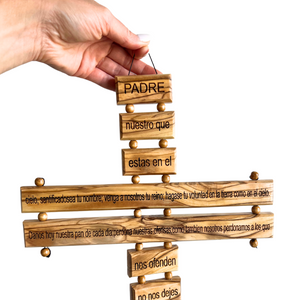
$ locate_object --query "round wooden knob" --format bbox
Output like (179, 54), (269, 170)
(35, 177), (45, 187)
(129, 140), (138, 149)
(164, 208), (172, 217)
(164, 242), (172, 249)
(252, 205), (261, 215)
(38, 212), (48, 222)
(132, 175), (140, 184)
(157, 102), (166, 112)
(165, 272), (173, 280)
(250, 171), (259, 180)
(162, 175), (170, 183)
(250, 239), (258, 248)
(138, 276), (146, 284)
(41, 247), (51, 257)
(134, 209), (142, 218)
(126, 104), (135, 113)
(135, 243), (143, 251)
(159, 139), (168, 148)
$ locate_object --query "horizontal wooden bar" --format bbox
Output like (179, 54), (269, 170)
(130, 276), (181, 300)
(120, 111), (175, 140)
(20, 180), (273, 213)
(122, 148), (177, 175)
(23, 212), (274, 247)
(127, 245), (178, 277)
(115, 74), (172, 105)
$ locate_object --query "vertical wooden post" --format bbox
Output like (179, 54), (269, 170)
(35, 177), (51, 257)
(250, 171), (259, 248)
(159, 107), (176, 281)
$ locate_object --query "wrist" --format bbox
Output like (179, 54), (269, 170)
(0, 0), (44, 74)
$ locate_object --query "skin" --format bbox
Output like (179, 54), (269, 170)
(0, 0), (158, 90)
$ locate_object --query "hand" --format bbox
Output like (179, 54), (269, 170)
(39, 0), (158, 90)
(0, 0), (158, 90)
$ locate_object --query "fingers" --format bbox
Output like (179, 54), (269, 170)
(107, 43), (158, 75)
(126, 45), (149, 60)
(96, 56), (136, 77)
(86, 68), (115, 91)
(74, 40), (160, 90)
(85, 48), (160, 90)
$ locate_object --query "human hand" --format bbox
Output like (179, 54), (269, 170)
(39, 0), (159, 90)
(0, 0), (158, 90)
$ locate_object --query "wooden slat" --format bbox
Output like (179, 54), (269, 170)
(23, 212), (274, 247)
(115, 74), (172, 105)
(120, 111), (175, 140)
(130, 276), (181, 300)
(20, 180), (274, 213)
(128, 245), (178, 277)
(122, 148), (176, 175)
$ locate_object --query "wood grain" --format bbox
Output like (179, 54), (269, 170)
(23, 212), (274, 247)
(115, 74), (172, 105)
(120, 111), (175, 140)
(128, 245), (178, 277)
(130, 276), (181, 300)
(122, 148), (176, 175)
(20, 180), (273, 212)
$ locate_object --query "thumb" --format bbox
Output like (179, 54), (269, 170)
(102, 8), (150, 57)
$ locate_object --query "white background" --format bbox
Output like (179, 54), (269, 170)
(0, 1), (299, 299)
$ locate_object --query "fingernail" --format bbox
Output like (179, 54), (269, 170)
(137, 34), (151, 42)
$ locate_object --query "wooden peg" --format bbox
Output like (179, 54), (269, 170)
(41, 247), (51, 257)
(132, 175), (140, 184)
(135, 243), (143, 251)
(138, 276), (146, 284)
(126, 104), (135, 113)
(129, 140), (138, 149)
(38, 212), (48, 222)
(162, 174), (170, 183)
(35, 177), (45, 187)
(164, 208), (172, 217)
(250, 239), (258, 248)
(164, 242), (172, 249)
(250, 171), (259, 180)
(252, 205), (261, 215)
(157, 102), (166, 112)
(165, 272), (173, 280)
(159, 139), (168, 148)
(134, 209), (142, 218)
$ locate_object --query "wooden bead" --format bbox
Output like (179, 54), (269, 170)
(38, 212), (48, 222)
(159, 139), (168, 148)
(129, 140), (138, 149)
(250, 171), (259, 180)
(134, 209), (142, 218)
(164, 242), (172, 249)
(157, 102), (166, 112)
(252, 205), (261, 215)
(138, 276), (146, 284)
(41, 247), (51, 257)
(250, 239), (258, 248)
(165, 272), (173, 280)
(135, 243), (143, 251)
(126, 104), (135, 113)
(164, 208), (172, 217)
(35, 177), (45, 187)
(162, 174), (170, 183)
(132, 175), (140, 184)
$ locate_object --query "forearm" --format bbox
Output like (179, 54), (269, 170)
(0, 0), (43, 74)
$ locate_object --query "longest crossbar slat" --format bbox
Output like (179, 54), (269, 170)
(21, 180), (273, 212)
(23, 212), (273, 247)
